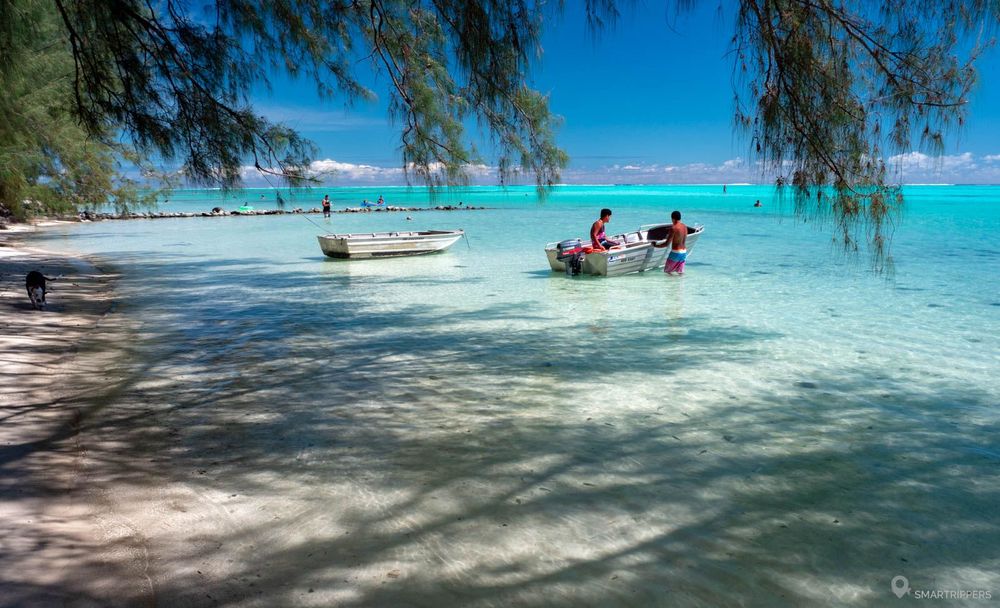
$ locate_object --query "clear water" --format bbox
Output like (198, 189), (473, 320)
(31, 185), (1000, 605)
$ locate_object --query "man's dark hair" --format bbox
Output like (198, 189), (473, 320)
(600, 208), (612, 218)
(671, 210), (681, 221)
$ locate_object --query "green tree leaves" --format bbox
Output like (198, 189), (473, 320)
(3, 0), (996, 269)
(44, 0), (567, 190)
(0, 0), (156, 219)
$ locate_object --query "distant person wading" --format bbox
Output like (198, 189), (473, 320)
(322, 195), (331, 218)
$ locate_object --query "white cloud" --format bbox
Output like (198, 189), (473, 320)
(889, 151), (932, 167)
(884, 151), (1000, 183)
(559, 151), (1000, 184)
(233, 151), (1000, 187)
(464, 163), (493, 177)
(237, 159), (498, 186)
(308, 159), (404, 180)
(556, 158), (763, 184)
(889, 151), (975, 171)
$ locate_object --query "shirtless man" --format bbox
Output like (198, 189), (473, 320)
(590, 208), (619, 251)
(653, 210), (688, 274)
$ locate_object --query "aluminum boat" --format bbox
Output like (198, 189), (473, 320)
(318, 230), (464, 259)
(544, 224), (704, 276)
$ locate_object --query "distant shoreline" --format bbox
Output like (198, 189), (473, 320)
(71, 204), (488, 222)
(0, 204), (486, 230)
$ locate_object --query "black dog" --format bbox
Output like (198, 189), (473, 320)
(25, 270), (47, 310)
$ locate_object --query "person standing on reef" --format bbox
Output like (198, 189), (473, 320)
(321, 195), (331, 217)
(590, 208), (619, 251)
(377, 194), (384, 206)
(653, 210), (688, 275)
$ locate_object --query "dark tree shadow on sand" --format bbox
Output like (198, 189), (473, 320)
(3, 250), (999, 607)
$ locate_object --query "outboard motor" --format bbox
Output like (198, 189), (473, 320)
(556, 238), (585, 276)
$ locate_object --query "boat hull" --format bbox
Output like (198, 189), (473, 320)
(545, 225), (703, 276)
(318, 230), (463, 259)
(583, 243), (670, 276)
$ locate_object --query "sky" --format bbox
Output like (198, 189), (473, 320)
(246, 3), (1000, 186)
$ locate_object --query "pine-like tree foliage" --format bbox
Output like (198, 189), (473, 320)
(728, 0), (997, 268)
(581, 0), (996, 268)
(0, 0), (158, 219)
(3, 0), (996, 264)
(41, 0), (567, 189)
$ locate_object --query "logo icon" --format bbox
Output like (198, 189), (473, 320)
(892, 575), (910, 598)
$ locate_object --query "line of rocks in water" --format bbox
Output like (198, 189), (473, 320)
(76, 205), (486, 221)
(79, 205), (486, 221)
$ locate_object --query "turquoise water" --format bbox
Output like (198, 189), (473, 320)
(32, 185), (1000, 604)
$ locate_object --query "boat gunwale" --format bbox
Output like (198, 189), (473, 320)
(544, 224), (703, 251)
(319, 229), (464, 241)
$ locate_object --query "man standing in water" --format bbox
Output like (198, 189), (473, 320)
(321, 195), (331, 218)
(653, 210), (687, 275)
(590, 208), (619, 251)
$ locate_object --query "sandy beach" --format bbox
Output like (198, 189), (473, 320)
(6, 0), (1000, 603)
(3, 200), (998, 608)
(0, 224), (147, 606)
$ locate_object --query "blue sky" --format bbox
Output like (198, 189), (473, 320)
(248, 3), (1000, 185)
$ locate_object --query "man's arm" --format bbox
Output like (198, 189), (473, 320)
(652, 227), (669, 248)
(651, 224), (673, 248)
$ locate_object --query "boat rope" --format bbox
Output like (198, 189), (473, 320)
(463, 231), (471, 250)
(298, 213), (329, 233)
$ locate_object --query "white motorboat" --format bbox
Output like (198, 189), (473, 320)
(318, 229), (464, 259)
(544, 223), (704, 277)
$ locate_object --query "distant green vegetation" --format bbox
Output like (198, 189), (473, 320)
(2, 0), (568, 220)
(0, 0), (159, 220)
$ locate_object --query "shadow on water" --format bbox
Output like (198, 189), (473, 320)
(3, 250), (999, 606)
(523, 269), (558, 278)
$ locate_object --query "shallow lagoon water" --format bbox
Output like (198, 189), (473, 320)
(33, 185), (1000, 605)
